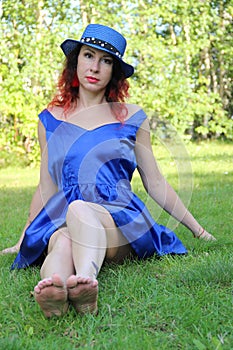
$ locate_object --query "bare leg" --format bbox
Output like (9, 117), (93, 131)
(66, 200), (133, 314)
(34, 228), (74, 318)
(40, 228), (75, 280)
(66, 201), (106, 314)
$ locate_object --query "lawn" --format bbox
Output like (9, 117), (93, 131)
(0, 141), (232, 350)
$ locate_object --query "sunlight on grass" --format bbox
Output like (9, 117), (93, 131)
(0, 166), (39, 188)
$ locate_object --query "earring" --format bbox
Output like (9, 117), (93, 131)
(108, 88), (116, 100)
(72, 75), (79, 87)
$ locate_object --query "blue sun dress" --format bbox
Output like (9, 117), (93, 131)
(11, 108), (187, 269)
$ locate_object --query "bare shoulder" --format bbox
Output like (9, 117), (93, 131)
(47, 105), (64, 120)
(125, 103), (142, 118)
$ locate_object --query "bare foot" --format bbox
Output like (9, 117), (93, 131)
(194, 229), (216, 241)
(67, 275), (98, 315)
(34, 273), (69, 318)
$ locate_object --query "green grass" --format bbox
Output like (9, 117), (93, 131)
(0, 141), (232, 350)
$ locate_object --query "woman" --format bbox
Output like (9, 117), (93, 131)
(1, 24), (215, 317)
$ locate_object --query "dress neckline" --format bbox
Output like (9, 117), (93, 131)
(45, 108), (142, 132)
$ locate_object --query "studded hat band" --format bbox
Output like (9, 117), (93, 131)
(80, 37), (122, 58)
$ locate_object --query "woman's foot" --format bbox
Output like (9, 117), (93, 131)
(67, 275), (98, 315)
(34, 273), (69, 318)
(194, 229), (216, 241)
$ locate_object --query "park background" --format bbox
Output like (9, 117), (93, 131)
(0, 1), (233, 350)
(0, 0), (232, 165)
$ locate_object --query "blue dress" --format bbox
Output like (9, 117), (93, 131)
(11, 108), (187, 269)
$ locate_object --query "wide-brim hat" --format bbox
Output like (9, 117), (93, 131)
(60, 24), (134, 78)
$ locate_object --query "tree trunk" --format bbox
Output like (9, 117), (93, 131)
(169, 24), (177, 45)
(183, 21), (191, 75)
(32, 0), (44, 95)
(218, 1), (226, 107)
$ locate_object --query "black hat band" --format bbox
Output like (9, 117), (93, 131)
(80, 37), (122, 58)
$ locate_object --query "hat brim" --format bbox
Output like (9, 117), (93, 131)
(60, 39), (134, 78)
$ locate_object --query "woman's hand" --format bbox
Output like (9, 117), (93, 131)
(0, 244), (20, 255)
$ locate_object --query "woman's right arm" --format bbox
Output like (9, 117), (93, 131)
(0, 120), (58, 255)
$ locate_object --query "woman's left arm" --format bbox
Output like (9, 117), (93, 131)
(135, 119), (216, 240)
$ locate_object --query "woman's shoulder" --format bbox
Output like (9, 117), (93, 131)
(38, 106), (65, 131)
(125, 103), (148, 126)
(126, 103), (143, 117)
(47, 105), (64, 120)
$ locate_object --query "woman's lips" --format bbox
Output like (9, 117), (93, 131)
(86, 76), (99, 83)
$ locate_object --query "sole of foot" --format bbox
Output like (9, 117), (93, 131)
(34, 273), (69, 318)
(67, 275), (98, 315)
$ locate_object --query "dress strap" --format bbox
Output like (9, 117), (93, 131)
(125, 109), (147, 130)
(38, 109), (62, 132)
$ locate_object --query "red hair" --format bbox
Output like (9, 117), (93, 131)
(48, 47), (130, 122)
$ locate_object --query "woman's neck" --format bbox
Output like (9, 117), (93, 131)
(77, 88), (107, 111)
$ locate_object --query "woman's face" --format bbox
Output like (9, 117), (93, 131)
(77, 45), (113, 94)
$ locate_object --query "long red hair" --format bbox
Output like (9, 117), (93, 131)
(48, 46), (130, 122)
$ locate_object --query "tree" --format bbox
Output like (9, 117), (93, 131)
(0, 0), (82, 164)
(0, 0), (232, 166)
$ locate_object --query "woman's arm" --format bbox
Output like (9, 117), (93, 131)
(0, 120), (58, 255)
(135, 119), (216, 240)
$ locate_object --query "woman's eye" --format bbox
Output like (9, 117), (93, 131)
(103, 58), (113, 65)
(84, 52), (93, 58)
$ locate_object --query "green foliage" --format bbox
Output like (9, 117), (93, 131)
(0, 0), (233, 165)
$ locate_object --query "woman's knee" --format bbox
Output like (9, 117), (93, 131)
(66, 200), (102, 227)
(48, 227), (71, 253)
(66, 200), (88, 223)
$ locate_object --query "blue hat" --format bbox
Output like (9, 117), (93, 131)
(60, 24), (134, 78)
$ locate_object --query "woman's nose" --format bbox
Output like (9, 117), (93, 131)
(90, 59), (100, 72)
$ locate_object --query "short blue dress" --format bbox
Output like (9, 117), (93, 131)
(11, 108), (187, 269)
